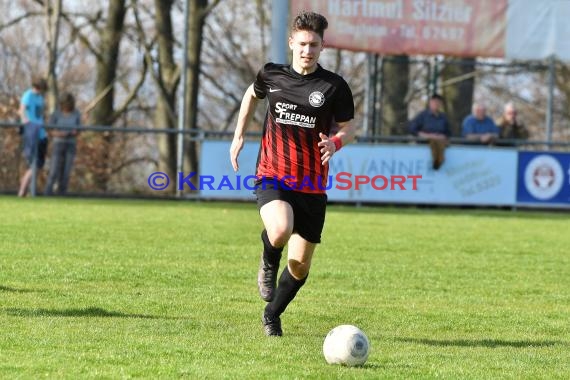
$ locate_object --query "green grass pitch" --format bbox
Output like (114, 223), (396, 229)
(1, 197), (569, 379)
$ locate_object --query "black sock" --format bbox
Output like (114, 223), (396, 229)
(264, 266), (308, 319)
(261, 229), (283, 267)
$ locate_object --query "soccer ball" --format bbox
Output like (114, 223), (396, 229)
(323, 325), (370, 366)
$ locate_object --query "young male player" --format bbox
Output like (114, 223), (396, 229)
(230, 11), (356, 336)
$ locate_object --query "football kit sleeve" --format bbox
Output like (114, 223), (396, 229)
(253, 64), (270, 99)
(333, 80), (354, 123)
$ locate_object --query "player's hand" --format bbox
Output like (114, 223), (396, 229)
(230, 136), (244, 172)
(318, 132), (336, 165)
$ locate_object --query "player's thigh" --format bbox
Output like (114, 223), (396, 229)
(259, 200), (294, 239)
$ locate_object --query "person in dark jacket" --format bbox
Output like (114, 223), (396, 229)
(409, 94), (451, 170)
(496, 102), (529, 142)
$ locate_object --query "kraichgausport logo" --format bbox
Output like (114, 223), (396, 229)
(147, 172), (422, 192)
(524, 154), (564, 200)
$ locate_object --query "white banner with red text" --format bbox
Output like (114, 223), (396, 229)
(289, 0), (570, 61)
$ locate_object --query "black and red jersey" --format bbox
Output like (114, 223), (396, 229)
(253, 63), (354, 194)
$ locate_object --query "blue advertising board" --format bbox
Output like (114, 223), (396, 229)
(517, 151), (570, 206)
(200, 141), (518, 206)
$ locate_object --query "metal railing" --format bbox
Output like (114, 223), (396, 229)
(2, 121), (569, 198)
(4, 121), (570, 146)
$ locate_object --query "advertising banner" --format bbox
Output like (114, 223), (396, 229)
(290, 0), (508, 57)
(200, 141), (518, 206)
(326, 144), (517, 205)
(517, 151), (570, 206)
(506, 1), (570, 61)
(290, 0), (570, 61)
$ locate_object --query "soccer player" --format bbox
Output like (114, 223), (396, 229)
(229, 11), (356, 336)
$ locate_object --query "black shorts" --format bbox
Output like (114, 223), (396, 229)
(255, 180), (327, 244)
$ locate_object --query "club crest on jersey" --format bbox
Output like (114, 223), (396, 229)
(309, 91), (325, 108)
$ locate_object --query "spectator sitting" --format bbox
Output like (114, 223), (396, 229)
(495, 102), (529, 144)
(409, 93), (451, 170)
(45, 92), (81, 196)
(461, 102), (499, 145)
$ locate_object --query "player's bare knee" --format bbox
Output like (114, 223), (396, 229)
(288, 259), (310, 280)
(267, 224), (292, 247)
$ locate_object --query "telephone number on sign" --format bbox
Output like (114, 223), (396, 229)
(421, 25), (465, 41)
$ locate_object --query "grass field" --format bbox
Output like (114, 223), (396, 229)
(1, 197), (569, 379)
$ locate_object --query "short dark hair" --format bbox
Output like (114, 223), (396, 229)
(291, 11), (328, 39)
(59, 92), (75, 112)
(32, 76), (47, 92)
(430, 93), (444, 101)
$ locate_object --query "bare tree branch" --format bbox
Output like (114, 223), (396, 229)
(0, 11), (42, 31)
(83, 71), (129, 115)
(200, 69), (240, 104)
(205, 15), (256, 79)
(112, 156), (157, 174)
(60, 12), (102, 60)
(201, 0), (221, 18)
(109, 58), (148, 124)
(131, 1), (179, 124)
(221, 103), (241, 132)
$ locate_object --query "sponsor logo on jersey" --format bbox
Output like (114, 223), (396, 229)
(309, 91), (325, 107)
(524, 154), (563, 200)
(274, 102), (316, 128)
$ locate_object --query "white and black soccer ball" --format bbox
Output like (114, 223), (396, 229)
(323, 325), (370, 366)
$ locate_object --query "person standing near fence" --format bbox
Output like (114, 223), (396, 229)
(45, 92), (81, 196)
(18, 77), (48, 197)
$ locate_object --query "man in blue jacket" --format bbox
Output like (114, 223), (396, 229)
(409, 94), (451, 169)
(462, 102), (499, 145)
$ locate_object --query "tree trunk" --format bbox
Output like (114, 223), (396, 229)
(90, 0), (126, 191)
(44, 0), (62, 114)
(90, 0), (126, 126)
(154, 0), (179, 191)
(440, 58), (476, 137)
(184, 0), (209, 175)
(381, 55), (409, 136)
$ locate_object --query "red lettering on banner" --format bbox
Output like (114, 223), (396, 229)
(391, 175), (406, 190)
(335, 172), (352, 190)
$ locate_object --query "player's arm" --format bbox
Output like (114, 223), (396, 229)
(230, 84), (259, 172)
(318, 121), (356, 165)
